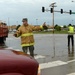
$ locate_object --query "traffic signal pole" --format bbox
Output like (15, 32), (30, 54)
(52, 6), (55, 57)
(45, 8), (74, 15)
(42, 2), (74, 58)
(52, 5), (55, 33)
(50, 3), (56, 57)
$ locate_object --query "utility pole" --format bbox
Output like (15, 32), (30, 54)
(50, 2), (57, 57)
(36, 19), (38, 25)
(8, 17), (10, 31)
(42, 2), (74, 57)
(50, 2), (57, 33)
(16, 21), (18, 25)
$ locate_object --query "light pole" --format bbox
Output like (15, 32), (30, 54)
(42, 2), (74, 57)
(8, 17), (9, 26)
(50, 2), (57, 33)
(8, 17), (10, 31)
(16, 21), (18, 25)
(71, 1), (74, 25)
(50, 2), (57, 57)
(72, 20), (74, 25)
(36, 19), (38, 25)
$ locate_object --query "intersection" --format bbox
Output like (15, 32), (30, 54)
(6, 34), (75, 75)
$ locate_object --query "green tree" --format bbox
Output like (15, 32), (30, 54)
(54, 24), (61, 31)
(63, 25), (67, 28)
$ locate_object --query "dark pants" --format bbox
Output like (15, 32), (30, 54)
(22, 45), (34, 57)
(0, 37), (5, 45)
(68, 35), (74, 47)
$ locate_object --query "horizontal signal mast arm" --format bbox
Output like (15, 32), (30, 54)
(45, 9), (69, 14)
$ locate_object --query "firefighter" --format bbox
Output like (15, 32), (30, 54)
(14, 18), (48, 57)
(0, 22), (8, 47)
(3, 23), (8, 42)
(0, 22), (4, 46)
(68, 24), (74, 54)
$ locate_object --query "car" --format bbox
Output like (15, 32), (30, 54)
(0, 48), (39, 75)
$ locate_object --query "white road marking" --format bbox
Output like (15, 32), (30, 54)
(35, 55), (45, 59)
(67, 73), (75, 75)
(13, 49), (22, 51)
(67, 59), (75, 63)
(40, 59), (75, 70)
(5, 47), (22, 51)
(5, 47), (13, 49)
(6, 38), (20, 40)
(40, 60), (67, 69)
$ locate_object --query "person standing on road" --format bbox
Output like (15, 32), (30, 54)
(0, 22), (8, 47)
(14, 18), (48, 57)
(68, 24), (74, 54)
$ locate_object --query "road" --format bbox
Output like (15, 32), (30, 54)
(6, 34), (75, 75)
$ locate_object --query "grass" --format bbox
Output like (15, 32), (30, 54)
(33, 30), (68, 34)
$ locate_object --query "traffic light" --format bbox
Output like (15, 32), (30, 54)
(61, 9), (63, 14)
(70, 10), (72, 15)
(42, 7), (45, 12)
(51, 8), (53, 13)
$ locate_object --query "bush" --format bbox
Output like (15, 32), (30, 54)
(63, 25), (67, 28)
(54, 25), (61, 31)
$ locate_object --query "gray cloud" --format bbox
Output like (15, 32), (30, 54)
(0, 0), (75, 25)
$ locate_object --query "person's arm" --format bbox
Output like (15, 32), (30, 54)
(14, 27), (22, 37)
(31, 22), (48, 31)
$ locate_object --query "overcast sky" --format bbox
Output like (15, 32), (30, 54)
(0, 0), (75, 25)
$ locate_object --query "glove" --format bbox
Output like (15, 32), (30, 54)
(14, 34), (17, 37)
(43, 25), (48, 30)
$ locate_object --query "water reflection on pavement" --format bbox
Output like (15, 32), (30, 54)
(6, 34), (75, 75)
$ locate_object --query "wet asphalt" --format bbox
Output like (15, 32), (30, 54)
(6, 34), (75, 75)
